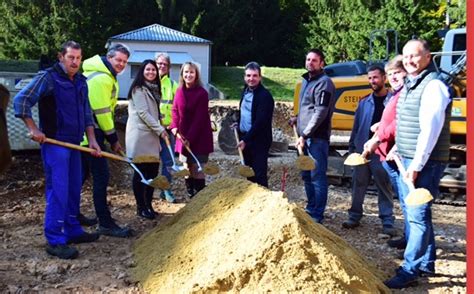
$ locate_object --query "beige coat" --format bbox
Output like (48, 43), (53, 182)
(125, 86), (165, 159)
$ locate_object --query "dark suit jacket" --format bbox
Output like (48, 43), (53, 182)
(238, 83), (274, 149)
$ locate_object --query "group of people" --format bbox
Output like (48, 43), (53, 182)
(14, 38), (450, 290)
(291, 41), (450, 289)
(13, 41), (214, 259)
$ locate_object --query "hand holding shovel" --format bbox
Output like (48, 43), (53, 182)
(293, 125), (315, 171)
(176, 132), (220, 175)
(39, 137), (170, 190)
(232, 127), (255, 178)
(392, 153), (433, 206)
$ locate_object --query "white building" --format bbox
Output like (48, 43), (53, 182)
(107, 24), (212, 98)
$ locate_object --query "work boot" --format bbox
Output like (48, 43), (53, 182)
(341, 219), (360, 229)
(78, 213), (98, 227)
(160, 190), (176, 203)
(67, 232), (100, 244)
(185, 178), (195, 198)
(97, 222), (133, 238)
(387, 237), (407, 250)
(46, 244), (79, 260)
(194, 179), (206, 193)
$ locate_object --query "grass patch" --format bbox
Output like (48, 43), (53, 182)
(211, 66), (305, 101)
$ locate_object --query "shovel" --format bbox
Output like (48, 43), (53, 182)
(41, 137), (170, 190)
(232, 127), (255, 178)
(344, 150), (370, 166)
(292, 125), (315, 171)
(392, 153), (433, 206)
(117, 150), (170, 190)
(176, 133), (220, 176)
(162, 136), (190, 177)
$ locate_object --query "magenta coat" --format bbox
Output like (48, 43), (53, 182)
(170, 85), (213, 155)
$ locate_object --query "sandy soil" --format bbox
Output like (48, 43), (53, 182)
(0, 149), (466, 293)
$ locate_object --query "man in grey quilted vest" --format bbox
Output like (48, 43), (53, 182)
(384, 39), (451, 289)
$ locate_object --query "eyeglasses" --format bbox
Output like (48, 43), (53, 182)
(157, 62), (169, 67)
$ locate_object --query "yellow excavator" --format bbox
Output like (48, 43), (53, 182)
(292, 28), (467, 204)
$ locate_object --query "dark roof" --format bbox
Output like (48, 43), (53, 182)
(109, 24), (211, 44)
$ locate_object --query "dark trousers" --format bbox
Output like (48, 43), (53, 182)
(81, 130), (113, 227)
(132, 163), (159, 209)
(242, 143), (270, 187)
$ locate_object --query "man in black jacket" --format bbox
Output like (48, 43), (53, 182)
(235, 62), (274, 187)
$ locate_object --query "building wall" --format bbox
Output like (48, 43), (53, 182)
(110, 41), (210, 98)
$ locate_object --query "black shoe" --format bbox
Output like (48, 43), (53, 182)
(387, 237), (407, 250)
(67, 232), (100, 244)
(78, 213), (98, 227)
(419, 269), (436, 277)
(342, 219), (360, 229)
(97, 223), (133, 238)
(384, 271), (418, 289)
(46, 244), (79, 259)
(137, 208), (155, 220)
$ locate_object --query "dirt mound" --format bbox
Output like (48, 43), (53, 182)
(132, 178), (389, 293)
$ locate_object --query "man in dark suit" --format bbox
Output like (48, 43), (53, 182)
(235, 62), (274, 187)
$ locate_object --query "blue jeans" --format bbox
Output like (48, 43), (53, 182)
(159, 129), (175, 183)
(42, 144), (84, 245)
(81, 130), (112, 226)
(399, 158), (446, 277)
(301, 138), (328, 222)
(383, 160), (408, 238)
(349, 153), (394, 227)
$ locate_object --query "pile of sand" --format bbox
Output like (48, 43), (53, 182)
(133, 178), (389, 293)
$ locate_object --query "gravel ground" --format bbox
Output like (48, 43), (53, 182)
(0, 150), (466, 293)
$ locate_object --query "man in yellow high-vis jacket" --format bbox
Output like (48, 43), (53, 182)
(155, 52), (178, 203)
(80, 44), (132, 238)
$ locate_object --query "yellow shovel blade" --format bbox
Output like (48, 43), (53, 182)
(344, 153), (369, 166)
(132, 154), (161, 163)
(238, 165), (255, 178)
(150, 175), (170, 190)
(405, 188), (434, 206)
(173, 168), (191, 178)
(296, 155), (315, 171)
(203, 163), (220, 175)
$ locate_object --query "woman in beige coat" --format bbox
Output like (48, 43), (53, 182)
(126, 60), (168, 220)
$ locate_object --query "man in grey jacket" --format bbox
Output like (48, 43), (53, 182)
(295, 48), (336, 223)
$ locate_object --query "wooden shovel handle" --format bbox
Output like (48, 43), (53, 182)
(176, 132), (193, 154)
(233, 127), (245, 164)
(392, 153), (416, 191)
(44, 138), (128, 162)
(292, 125), (304, 156)
(163, 134), (172, 147)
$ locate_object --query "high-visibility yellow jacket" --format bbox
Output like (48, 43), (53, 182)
(81, 55), (119, 145)
(159, 75), (178, 127)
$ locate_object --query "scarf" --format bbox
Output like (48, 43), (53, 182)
(144, 81), (161, 103)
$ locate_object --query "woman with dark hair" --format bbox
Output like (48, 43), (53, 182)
(170, 62), (213, 197)
(126, 59), (168, 219)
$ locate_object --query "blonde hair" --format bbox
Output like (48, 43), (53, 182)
(179, 62), (203, 88)
(385, 55), (405, 72)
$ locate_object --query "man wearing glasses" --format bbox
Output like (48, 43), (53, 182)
(155, 52), (178, 202)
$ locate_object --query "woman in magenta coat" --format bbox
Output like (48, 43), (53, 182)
(170, 62), (213, 197)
